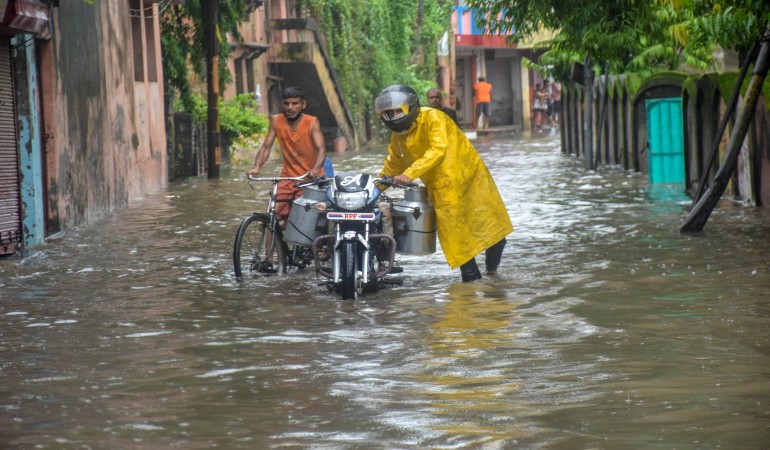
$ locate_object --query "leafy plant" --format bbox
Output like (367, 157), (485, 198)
(174, 93), (268, 142)
(220, 94), (269, 139)
(659, 1), (768, 56)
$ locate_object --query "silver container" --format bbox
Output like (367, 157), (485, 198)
(300, 184), (328, 202)
(391, 186), (436, 255)
(284, 185), (329, 246)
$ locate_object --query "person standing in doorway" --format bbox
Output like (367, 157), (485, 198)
(550, 81), (562, 126)
(248, 86), (326, 221)
(533, 82), (548, 131)
(426, 88), (459, 126)
(544, 79), (555, 128)
(473, 77), (492, 130)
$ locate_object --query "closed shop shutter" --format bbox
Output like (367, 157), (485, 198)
(0, 35), (20, 255)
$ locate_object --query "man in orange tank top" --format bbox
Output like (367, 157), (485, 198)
(473, 77), (492, 130)
(248, 87), (326, 220)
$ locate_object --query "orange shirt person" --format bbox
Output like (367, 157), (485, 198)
(248, 86), (326, 220)
(473, 77), (492, 129)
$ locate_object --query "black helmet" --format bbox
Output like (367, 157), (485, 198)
(375, 85), (420, 132)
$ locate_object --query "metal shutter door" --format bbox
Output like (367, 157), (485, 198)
(0, 35), (20, 255)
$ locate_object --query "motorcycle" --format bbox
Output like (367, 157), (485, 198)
(290, 172), (435, 300)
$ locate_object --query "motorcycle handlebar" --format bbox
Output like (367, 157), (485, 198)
(247, 173), (419, 189)
(295, 177), (332, 189)
(375, 176), (419, 189)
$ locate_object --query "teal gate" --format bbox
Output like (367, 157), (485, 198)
(646, 98), (685, 184)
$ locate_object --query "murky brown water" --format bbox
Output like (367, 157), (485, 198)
(2, 131), (769, 449)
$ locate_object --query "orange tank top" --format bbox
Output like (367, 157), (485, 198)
(474, 81), (492, 103)
(274, 114), (322, 177)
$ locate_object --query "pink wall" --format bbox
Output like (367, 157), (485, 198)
(45, 2), (166, 228)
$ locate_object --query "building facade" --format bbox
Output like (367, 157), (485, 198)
(438, 2), (551, 131)
(0, 0), (167, 256)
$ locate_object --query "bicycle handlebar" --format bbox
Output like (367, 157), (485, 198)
(247, 173), (310, 183)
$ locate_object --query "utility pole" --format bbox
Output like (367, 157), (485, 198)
(204, 0), (221, 179)
(681, 27), (770, 232)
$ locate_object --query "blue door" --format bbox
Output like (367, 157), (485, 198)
(646, 98), (685, 184)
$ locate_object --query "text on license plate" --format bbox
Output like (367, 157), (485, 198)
(327, 212), (375, 221)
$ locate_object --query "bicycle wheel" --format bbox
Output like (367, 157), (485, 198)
(340, 241), (358, 300)
(233, 213), (287, 280)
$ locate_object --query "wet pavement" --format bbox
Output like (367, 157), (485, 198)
(1, 130), (769, 448)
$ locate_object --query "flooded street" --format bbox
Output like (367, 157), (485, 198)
(2, 131), (769, 448)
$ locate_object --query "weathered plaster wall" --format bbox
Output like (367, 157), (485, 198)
(51, 2), (166, 228)
(227, 6), (270, 113)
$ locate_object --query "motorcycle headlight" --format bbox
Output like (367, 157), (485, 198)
(335, 191), (369, 210)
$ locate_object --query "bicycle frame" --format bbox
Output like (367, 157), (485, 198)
(246, 173), (314, 268)
(248, 173), (308, 229)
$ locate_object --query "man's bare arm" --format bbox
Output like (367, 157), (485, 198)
(309, 118), (326, 178)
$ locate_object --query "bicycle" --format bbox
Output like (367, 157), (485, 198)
(232, 173), (320, 280)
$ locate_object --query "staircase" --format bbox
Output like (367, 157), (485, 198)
(268, 18), (358, 151)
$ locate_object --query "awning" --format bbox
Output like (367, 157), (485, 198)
(237, 41), (270, 61)
(1, 0), (49, 35)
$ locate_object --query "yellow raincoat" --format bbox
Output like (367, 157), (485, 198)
(380, 107), (513, 268)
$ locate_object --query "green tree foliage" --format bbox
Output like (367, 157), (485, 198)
(160, 0), (250, 112)
(466, 0), (767, 81)
(300, 0), (452, 129)
(661, 0), (768, 56)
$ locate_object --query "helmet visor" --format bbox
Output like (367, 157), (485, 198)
(380, 108), (407, 122)
(375, 90), (414, 115)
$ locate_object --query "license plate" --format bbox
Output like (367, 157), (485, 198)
(327, 212), (375, 221)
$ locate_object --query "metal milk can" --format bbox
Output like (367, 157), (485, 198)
(391, 186), (436, 255)
(284, 185), (329, 246)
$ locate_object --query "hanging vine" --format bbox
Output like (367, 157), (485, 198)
(301, 0), (451, 131)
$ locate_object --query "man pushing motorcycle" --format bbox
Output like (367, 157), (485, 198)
(375, 84), (513, 282)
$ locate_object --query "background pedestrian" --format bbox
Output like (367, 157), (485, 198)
(426, 88), (459, 125)
(473, 77), (492, 130)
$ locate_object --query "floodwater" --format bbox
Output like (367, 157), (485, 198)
(2, 131), (769, 449)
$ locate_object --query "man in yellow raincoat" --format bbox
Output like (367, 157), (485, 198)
(375, 85), (513, 282)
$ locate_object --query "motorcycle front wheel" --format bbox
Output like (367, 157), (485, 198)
(340, 241), (358, 300)
(233, 213), (287, 280)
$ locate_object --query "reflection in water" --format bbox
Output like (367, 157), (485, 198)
(647, 183), (692, 204)
(1, 132), (769, 448)
(420, 283), (528, 445)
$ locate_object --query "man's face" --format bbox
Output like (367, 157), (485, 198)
(427, 91), (442, 108)
(282, 97), (306, 120)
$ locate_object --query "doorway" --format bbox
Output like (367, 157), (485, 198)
(646, 98), (685, 184)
